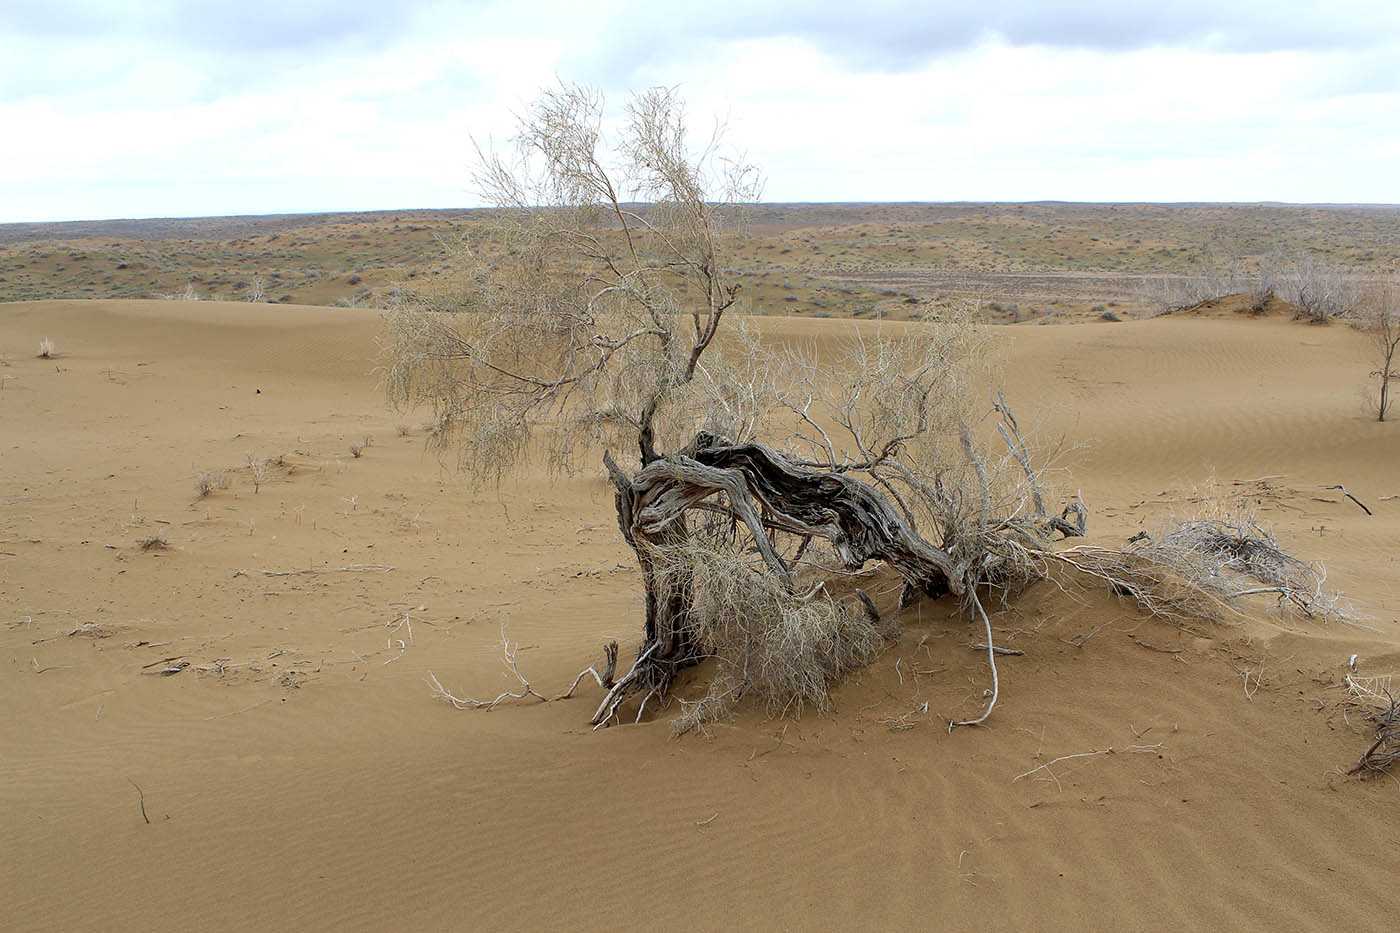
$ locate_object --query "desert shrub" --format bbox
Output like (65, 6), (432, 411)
(654, 541), (894, 733)
(194, 471), (230, 497)
(37, 338), (55, 359)
(1052, 505), (1353, 625)
(138, 531), (168, 551)
(1346, 675), (1400, 775)
(246, 454), (271, 492)
(1356, 279), (1399, 421)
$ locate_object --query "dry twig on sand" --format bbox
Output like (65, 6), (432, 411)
(427, 625), (619, 715)
(1013, 743), (1164, 791)
(127, 778), (150, 824)
(232, 564), (395, 578)
(1321, 485), (1372, 516)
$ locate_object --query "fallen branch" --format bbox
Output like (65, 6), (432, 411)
(233, 564), (396, 578)
(1321, 485), (1372, 516)
(972, 643), (1024, 656)
(1013, 743), (1163, 788)
(427, 627), (618, 712)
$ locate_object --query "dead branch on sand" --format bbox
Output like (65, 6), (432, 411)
(1047, 511), (1355, 625)
(427, 625), (619, 714)
(1013, 743), (1164, 791)
(232, 564), (395, 578)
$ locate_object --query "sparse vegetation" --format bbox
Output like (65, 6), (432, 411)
(194, 471), (231, 497)
(387, 83), (1351, 733)
(1346, 674), (1400, 775)
(246, 454), (273, 492)
(1357, 279), (1399, 421)
(138, 531), (168, 551)
(37, 337), (55, 358)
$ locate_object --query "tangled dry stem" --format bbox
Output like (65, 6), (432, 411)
(1048, 511), (1355, 626)
(1346, 674), (1400, 775)
(647, 541), (895, 734)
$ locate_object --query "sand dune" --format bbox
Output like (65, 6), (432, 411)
(2, 300), (1396, 929)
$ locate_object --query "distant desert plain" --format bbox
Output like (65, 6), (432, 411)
(2, 203), (1398, 928)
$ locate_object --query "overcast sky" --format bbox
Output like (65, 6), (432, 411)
(2, 1), (1397, 222)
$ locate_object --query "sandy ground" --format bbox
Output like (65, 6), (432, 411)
(3, 299), (1397, 929)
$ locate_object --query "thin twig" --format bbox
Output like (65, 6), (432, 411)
(972, 643), (1024, 657)
(127, 778), (150, 824)
(232, 564), (395, 578)
(1013, 743), (1163, 785)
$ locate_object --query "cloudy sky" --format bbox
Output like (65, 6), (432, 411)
(2, 0), (1397, 222)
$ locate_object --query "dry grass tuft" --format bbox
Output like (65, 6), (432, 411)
(138, 531), (169, 551)
(37, 337), (56, 359)
(194, 471), (231, 497)
(652, 542), (894, 734)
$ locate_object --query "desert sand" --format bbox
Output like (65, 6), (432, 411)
(3, 299), (1397, 929)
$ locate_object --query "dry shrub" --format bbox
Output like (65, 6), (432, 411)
(1345, 675), (1400, 775)
(138, 531), (168, 551)
(37, 338), (56, 359)
(651, 542), (894, 734)
(1053, 509), (1353, 625)
(194, 471), (230, 497)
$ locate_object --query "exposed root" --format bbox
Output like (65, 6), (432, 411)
(949, 592), (999, 731)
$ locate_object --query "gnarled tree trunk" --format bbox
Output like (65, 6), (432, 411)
(593, 432), (967, 725)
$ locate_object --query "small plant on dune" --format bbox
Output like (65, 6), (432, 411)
(37, 338), (55, 359)
(246, 454), (271, 493)
(138, 531), (168, 551)
(1357, 279), (1399, 422)
(349, 435), (371, 458)
(194, 471), (230, 498)
(395, 423), (411, 437)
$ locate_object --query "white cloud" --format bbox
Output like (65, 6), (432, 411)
(1, 1), (1397, 221)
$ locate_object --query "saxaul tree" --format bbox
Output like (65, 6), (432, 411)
(384, 83), (1342, 733)
(1359, 280), (1399, 422)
